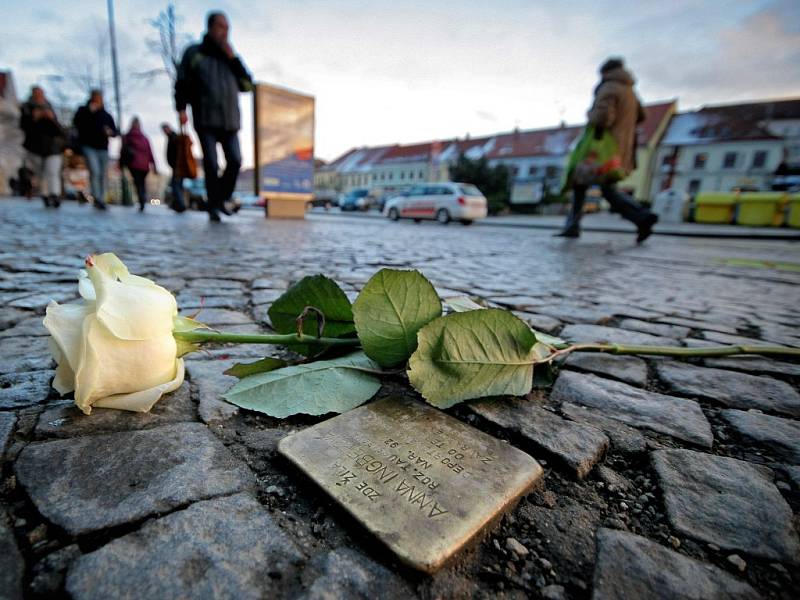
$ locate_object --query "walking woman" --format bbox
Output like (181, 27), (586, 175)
(20, 86), (66, 207)
(121, 117), (157, 211)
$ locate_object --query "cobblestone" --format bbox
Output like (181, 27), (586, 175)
(1, 200), (799, 598)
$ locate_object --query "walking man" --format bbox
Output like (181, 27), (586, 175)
(73, 90), (118, 209)
(174, 11), (253, 221)
(557, 58), (658, 242)
(20, 86), (65, 207)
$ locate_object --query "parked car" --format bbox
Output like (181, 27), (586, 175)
(234, 194), (265, 209)
(383, 182), (488, 224)
(339, 187), (371, 211)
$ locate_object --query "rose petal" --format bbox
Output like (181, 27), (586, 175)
(88, 253), (177, 341)
(78, 269), (96, 301)
(43, 301), (92, 374)
(93, 359), (185, 413)
(48, 338), (75, 394)
(74, 316), (179, 414)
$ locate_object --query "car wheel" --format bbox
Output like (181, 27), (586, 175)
(436, 208), (451, 224)
(460, 219), (473, 226)
(388, 207), (399, 221)
(413, 218), (422, 223)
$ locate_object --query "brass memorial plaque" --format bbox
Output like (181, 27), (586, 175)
(278, 397), (543, 573)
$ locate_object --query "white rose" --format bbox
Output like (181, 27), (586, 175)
(43, 253), (184, 415)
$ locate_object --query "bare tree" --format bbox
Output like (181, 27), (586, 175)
(147, 2), (190, 85)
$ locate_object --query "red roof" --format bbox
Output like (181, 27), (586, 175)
(485, 125), (583, 160)
(637, 101), (676, 145)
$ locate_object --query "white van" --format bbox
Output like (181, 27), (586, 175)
(383, 182), (488, 225)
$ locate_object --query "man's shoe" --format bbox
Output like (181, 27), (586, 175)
(636, 214), (659, 244)
(94, 200), (107, 210)
(50, 195), (60, 208)
(218, 204), (233, 216)
(554, 229), (580, 238)
(42, 195), (51, 207)
(209, 211), (221, 222)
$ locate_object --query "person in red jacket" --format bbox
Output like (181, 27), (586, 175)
(121, 117), (157, 212)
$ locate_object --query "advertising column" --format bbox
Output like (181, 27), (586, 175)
(254, 83), (315, 218)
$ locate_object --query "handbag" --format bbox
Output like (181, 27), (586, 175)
(561, 125), (625, 192)
(174, 125), (197, 179)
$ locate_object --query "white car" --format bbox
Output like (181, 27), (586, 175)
(383, 182), (488, 224)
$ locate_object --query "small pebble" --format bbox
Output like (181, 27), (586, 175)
(619, 502), (629, 511)
(539, 557), (553, 571)
(708, 543), (721, 552)
(540, 584), (566, 600)
(668, 536), (681, 549)
(727, 554), (746, 572)
(506, 537), (529, 558)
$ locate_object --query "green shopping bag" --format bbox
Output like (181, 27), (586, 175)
(560, 125), (625, 194)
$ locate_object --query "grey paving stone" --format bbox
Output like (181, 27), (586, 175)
(0, 412), (16, 457)
(652, 449), (800, 564)
(0, 336), (52, 365)
(592, 528), (761, 600)
(655, 363), (800, 417)
(563, 354), (647, 387)
(15, 423), (255, 535)
(550, 372), (713, 448)
(656, 315), (739, 335)
(35, 382), (196, 439)
(699, 331), (776, 347)
(721, 409), (800, 463)
(0, 510), (24, 600)
(0, 354), (53, 375)
(784, 465), (800, 490)
(512, 311), (562, 334)
(176, 293), (248, 311)
(186, 278), (245, 290)
(181, 308), (252, 326)
(66, 493), (303, 600)
(559, 403), (647, 454)
(617, 318), (691, 340)
(532, 304), (612, 325)
(300, 547), (413, 600)
(251, 289), (283, 307)
(0, 315), (48, 338)
(186, 359), (240, 423)
(0, 370), (53, 409)
(0, 306), (33, 329)
(703, 356), (800, 378)
(470, 398), (608, 478)
(560, 324), (682, 347)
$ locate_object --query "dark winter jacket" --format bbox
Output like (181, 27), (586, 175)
(165, 131), (178, 168)
(587, 66), (646, 175)
(174, 34), (253, 131)
(73, 104), (117, 150)
(20, 101), (65, 157)
(122, 128), (156, 173)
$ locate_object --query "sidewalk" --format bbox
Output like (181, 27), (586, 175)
(308, 208), (800, 240)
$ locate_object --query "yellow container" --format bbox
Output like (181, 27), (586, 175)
(788, 194), (800, 229)
(737, 192), (786, 227)
(695, 192), (736, 224)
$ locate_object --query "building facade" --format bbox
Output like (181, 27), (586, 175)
(649, 99), (800, 198)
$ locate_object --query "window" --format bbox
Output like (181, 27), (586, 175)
(661, 155), (672, 166)
(687, 179), (701, 195)
(510, 166), (519, 177)
(419, 171), (425, 179)
(722, 152), (737, 169)
(528, 165), (538, 176)
(400, 172), (405, 180)
(752, 150), (768, 169)
(545, 166), (559, 178)
(388, 173), (393, 180)
(693, 153), (708, 169)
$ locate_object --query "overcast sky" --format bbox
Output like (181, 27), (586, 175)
(2, 0), (799, 169)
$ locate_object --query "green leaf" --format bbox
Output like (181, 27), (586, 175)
(407, 309), (539, 408)
(267, 275), (356, 354)
(223, 357), (288, 379)
(224, 352), (381, 418)
(352, 269), (442, 368)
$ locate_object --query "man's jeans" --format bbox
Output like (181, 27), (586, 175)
(196, 128), (241, 214)
(82, 147), (109, 205)
(170, 175), (185, 212)
(564, 184), (651, 233)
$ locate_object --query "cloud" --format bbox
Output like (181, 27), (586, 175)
(476, 110), (497, 122)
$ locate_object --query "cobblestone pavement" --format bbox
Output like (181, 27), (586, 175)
(1, 198), (799, 599)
